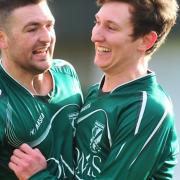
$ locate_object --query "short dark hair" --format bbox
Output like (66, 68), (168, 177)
(0, 0), (49, 25)
(96, 0), (179, 55)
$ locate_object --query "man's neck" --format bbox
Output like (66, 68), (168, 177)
(33, 71), (53, 96)
(1, 59), (53, 96)
(102, 62), (148, 92)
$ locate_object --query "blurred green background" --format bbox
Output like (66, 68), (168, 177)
(50, 0), (180, 179)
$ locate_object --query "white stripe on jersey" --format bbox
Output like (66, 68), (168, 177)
(6, 104), (80, 148)
(115, 142), (126, 159)
(134, 91), (147, 135)
(106, 118), (112, 148)
(129, 106), (169, 168)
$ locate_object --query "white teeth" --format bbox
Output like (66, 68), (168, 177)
(34, 48), (48, 54)
(97, 46), (111, 52)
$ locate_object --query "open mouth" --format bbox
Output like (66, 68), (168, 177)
(97, 46), (111, 53)
(33, 47), (49, 55)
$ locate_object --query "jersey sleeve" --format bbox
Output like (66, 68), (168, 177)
(29, 169), (59, 180)
(51, 59), (84, 104)
(150, 126), (179, 179)
(0, 99), (7, 146)
(95, 93), (179, 179)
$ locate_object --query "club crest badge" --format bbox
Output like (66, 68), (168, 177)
(90, 121), (104, 153)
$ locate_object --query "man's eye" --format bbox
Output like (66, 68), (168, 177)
(27, 28), (36, 32)
(108, 26), (115, 30)
(26, 26), (38, 32)
(107, 24), (118, 31)
(47, 24), (55, 30)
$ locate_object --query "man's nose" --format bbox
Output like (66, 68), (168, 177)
(91, 25), (105, 43)
(39, 27), (52, 43)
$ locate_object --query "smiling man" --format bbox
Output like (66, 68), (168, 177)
(75, 0), (179, 179)
(0, 0), (83, 179)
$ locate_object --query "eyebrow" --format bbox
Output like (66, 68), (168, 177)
(95, 14), (120, 28)
(23, 20), (55, 29)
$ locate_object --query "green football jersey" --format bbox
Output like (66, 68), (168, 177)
(75, 72), (179, 180)
(0, 59), (83, 180)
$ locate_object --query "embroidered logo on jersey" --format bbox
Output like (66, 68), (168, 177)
(75, 148), (101, 178)
(68, 111), (79, 136)
(5, 103), (46, 147)
(47, 154), (74, 179)
(30, 113), (45, 136)
(90, 121), (104, 153)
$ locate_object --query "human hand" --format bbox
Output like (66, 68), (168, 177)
(9, 143), (47, 180)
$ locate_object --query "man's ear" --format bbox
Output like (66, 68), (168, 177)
(0, 30), (8, 49)
(138, 31), (158, 52)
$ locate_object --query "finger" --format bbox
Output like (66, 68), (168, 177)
(10, 154), (23, 165)
(13, 148), (27, 159)
(34, 148), (43, 155)
(8, 161), (18, 172)
(19, 143), (33, 154)
(19, 144), (43, 158)
(8, 162), (24, 180)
